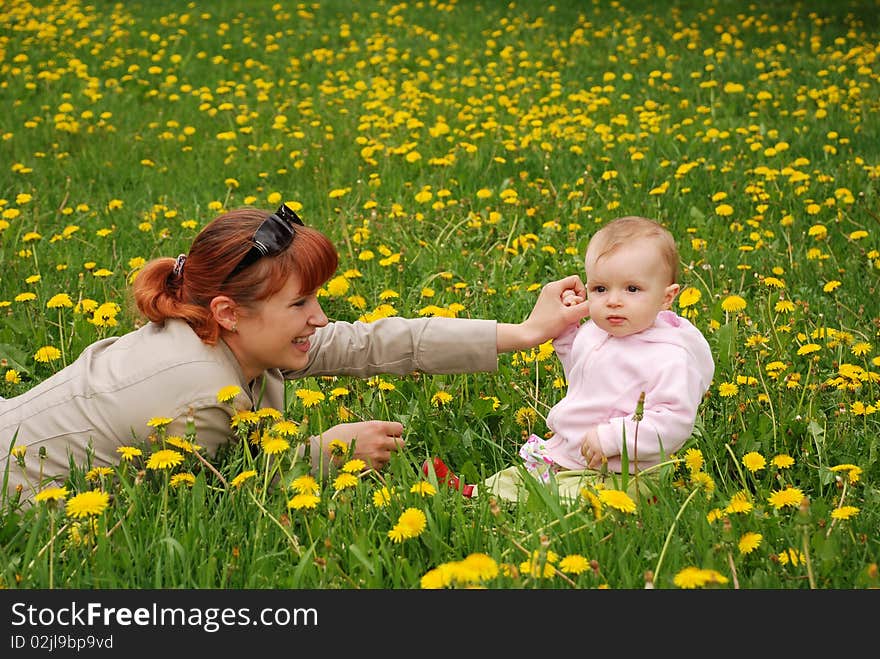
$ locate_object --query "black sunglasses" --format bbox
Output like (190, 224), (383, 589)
(226, 204), (304, 280)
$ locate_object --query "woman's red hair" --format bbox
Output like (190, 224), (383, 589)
(133, 207), (338, 344)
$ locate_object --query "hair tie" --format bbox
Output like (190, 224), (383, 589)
(172, 254), (187, 279)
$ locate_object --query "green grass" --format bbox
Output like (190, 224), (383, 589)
(1, 0), (878, 589)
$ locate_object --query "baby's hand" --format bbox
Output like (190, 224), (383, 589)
(580, 429), (604, 470)
(562, 288), (585, 307)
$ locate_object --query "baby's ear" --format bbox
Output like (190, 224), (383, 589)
(663, 283), (680, 309)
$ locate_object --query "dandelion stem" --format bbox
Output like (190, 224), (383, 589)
(653, 486), (700, 587)
(246, 489), (302, 556)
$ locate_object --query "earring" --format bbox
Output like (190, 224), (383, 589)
(230, 323), (237, 333)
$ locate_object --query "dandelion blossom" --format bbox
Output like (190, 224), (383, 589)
(230, 470), (257, 488)
(738, 532), (763, 555)
(147, 416), (174, 429)
(288, 493), (320, 510)
(742, 451), (766, 473)
(597, 489), (636, 514)
(34, 346), (62, 363)
(372, 486), (392, 507)
(34, 486), (69, 503)
(261, 436), (290, 455)
(431, 391), (453, 407)
(146, 449), (184, 470)
(677, 287), (701, 308)
(217, 385), (241, 403)
(721, 295), (747, 312)
(768, 486), (805, 510)
(290, 475), (320, 495)
(797, 343), (821, 356)
(296, 388), (325, 407)
(718, 382), (739, 397)
(388, 507), (427, 542)
(116, 446), (143, 461)
(410, 482), (437, 497)
(333, 473), (359, 491)
(830, 506), (859, 520)
(673, 567), (729, 589)
(771, 454), (794, 469)
(559, 554), (591, 575)
(171, 473), (196, 487)
(66, 490), (110, 518)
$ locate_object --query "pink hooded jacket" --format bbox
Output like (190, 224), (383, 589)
(543, 310), (715, 473)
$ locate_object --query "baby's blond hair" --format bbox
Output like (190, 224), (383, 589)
(586, 216), (679, 284)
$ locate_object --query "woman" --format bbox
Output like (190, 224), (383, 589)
(0, 204), (589, 504)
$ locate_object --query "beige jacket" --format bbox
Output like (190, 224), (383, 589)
(1, 316), (498, 501)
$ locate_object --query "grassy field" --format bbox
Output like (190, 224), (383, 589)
(1, 0), (878, 589)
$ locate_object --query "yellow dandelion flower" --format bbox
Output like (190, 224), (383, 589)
(170, 473), (196, 488)
(797, 343), (821, 356)
(742, 451), (766, 473)
(291, 474), (320, 495)
(34, 346), (62, 363)
(5, 369), (21, 384)
(684, 448), (704, 473)
(823, 280), (841, 293)
(725, 491), (754, 514)
(597, 489), (636, 514)
(287, 493), (321, 510)
(255, 407), (282, 420)
(519, 550), (559, 579)
(217, 385), (241, 403)
(46, 293), (74, 308)
(146, 449), (184, 470)
(116, 446), (143, 461)
(677, 287), (702, 308)
(410, 481), (437, 497)
(372, 486), (392, 507)
(514, 406), (537, 427)
(261, 436), (290, 455)
(777, 548), (806, 566)
(673, 566), (729, 589)
(147, 416), (174, 429)
(830, 506), (859, 520)
(85, 467), (113, 481)
(829, 463), (861, 484)
(230, 470), (257, 488)
(738, 532), (763, 555)
(388, 507), (427, 542)
(65, 490), (110, 518)
(771, 454), (794, 469)
(34, 486), (69, 503)
(431, 391), (453, 407)
(296, 388), (325, 407)
(721, 295), (746, 312)
(342, 459), (366, 473)
(768, 486), (805, 510)
(718, 382), (739, 397)
(559, 554), (591, 575)
(329, 387), (350, 399)
(333, 473), (359, 491)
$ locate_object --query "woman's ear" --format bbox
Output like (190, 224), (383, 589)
(210, 296), (238, 333)
(663, 283), (681, 310)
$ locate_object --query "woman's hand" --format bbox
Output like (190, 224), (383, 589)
(496, 274), (590, 352)
(319, 420), (405, 470)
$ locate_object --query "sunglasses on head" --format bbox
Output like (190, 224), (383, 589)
(226, 204), (304, 280)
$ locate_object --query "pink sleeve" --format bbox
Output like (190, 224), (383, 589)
(595, 354), (706, 466)
(552, 323), (580, 374)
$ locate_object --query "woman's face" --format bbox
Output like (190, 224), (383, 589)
(231, 272), (328, 381)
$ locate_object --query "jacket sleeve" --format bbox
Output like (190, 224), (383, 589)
(595, 352), (707, 465)
(552, 323), (580, 379)
(283, 316), (499, 379)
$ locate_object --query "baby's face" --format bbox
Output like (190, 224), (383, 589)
(584, 239), (679, 337)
